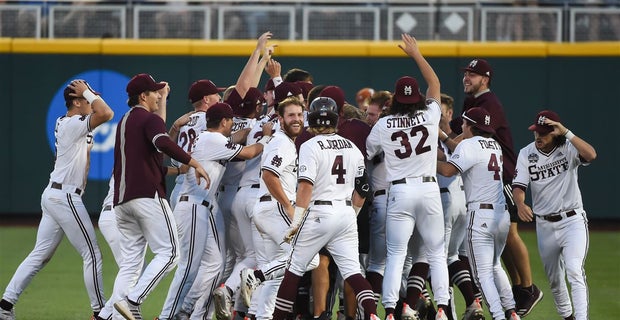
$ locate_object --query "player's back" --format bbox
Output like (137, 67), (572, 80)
(298, 133), (364, 202)
(182, 130), (242, 200)
(173, 111), (207, 185)
(368, 101), (440, 182)
(49, 114), (91, 189)
(451, 136), (505, 206)
(220, 116), (257, 186)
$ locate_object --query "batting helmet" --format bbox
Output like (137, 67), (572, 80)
(308, 97), (339, 128)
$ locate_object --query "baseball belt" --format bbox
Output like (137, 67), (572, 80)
(479, 203), (508, 210)
(179, 195), (213, 212)
(538, 210), (577, 222)
(440, 187), (450, 193)
(103, 205), (112, 211)
(391, 176), (436, 185)
(373, 189), (386, 197)
(313, 200), (352, 206)
(51, 182), (83, 195)
(259, 195), (272, 202)
(238, 184), (260, 191)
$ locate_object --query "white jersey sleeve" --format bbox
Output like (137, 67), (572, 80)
(49, 114), (93, 190)
(220, 117), (258, 186)
(239, 116), (277, 187)
(173, 111), (207, 183)
(513, 141), (586, 214)
(258, 129), (298, 200)
(298, 133), (365, 202)
(448, 137), (505, 205)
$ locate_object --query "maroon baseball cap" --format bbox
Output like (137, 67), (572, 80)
(264, 78), (276, 92)
(320, 85), (346, 111)
(462, 107), (495, 134)
(528, 110), (560, 135)
(126, 73), (166, 96)
(226, 87), (264, 117)
(188, 79), (226, 103)
(64, 81), (100, 103)
(393, 76), (422, 104)
(274, 81), (302, 104)
(462, 58), (493, 78)
(205, 102), (234, 123)
(295, 81), (314, 99)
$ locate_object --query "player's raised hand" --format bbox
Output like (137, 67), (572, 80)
(158, 81), (171, 97)
(256, 31), (273, 52)
(262, 121), (274, 137)
(398, 33), (421, 58)
(68, 79), (91, 97)
(543, 118), (569, 137)
(517, 203), (534, 222)
(265, 59), (282, 78)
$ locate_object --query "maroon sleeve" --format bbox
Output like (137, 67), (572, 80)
(143, 114), (192, 164)
(295, 128), (315, 153)
(155, 136), (192, 164)
(338, 119), (371, 156)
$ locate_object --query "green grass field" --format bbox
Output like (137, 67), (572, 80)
(1, 226), (619, 320)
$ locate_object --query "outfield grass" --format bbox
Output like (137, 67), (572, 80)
(0, 226), (619, 319)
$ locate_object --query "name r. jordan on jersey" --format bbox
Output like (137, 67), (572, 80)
(317, 138), (353, 150)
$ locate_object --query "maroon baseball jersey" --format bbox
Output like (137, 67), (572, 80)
(114, 107), (191, 205)
(450, 91), (517, 182)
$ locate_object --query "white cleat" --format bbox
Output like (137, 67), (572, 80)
(240, 268), (262, 307)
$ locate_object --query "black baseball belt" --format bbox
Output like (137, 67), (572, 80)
(179, 195), (214, 211)
(391, 176), (436, 185)
(538, 210), (577, 222)
(51, 182), (83, 195)
(313, 200), (352, 206)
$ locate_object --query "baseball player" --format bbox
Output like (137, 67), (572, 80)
(437, 107), (520, 320)
(271, 96), (379, 320)
(98, 175), (123, 267)
(366, 34), (451, 320)
(438, 94), (483, 320)
(240, 97), (319, 320)
(513, 110), (596, 320)
(168, 78), (224, 210)
(95, 73), (210, 320)
(0, 80), (113, 320)
(449, 58), (542, 316)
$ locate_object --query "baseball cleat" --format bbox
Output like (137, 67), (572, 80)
(240, 269), (262, 307)
(114, 297), (142, 320)
(174, 310), (191, 320)
(461, 298), (484, 320)
(435, 308), (448, 320)
(402, 303), (421, 320)
(516, 284), (543, 318)
(508, 312), (521, 320)
(214, 284), (233, 320)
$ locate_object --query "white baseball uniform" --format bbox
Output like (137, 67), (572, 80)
(366, 98), (450, 309)
(159, 130), (241, 320)
(218, 116), (257, 282)
(513, 140), (590, 320)
(448, 136), (515, 319)
(366, 152), (389, 277)
(2, 114), (106, 313)
(98, 175), (123, 267)
(170, 111), (207, 210)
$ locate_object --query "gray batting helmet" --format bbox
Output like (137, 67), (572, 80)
(308, 97), (339, 128)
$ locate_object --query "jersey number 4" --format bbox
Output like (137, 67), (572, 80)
(391, 126), (431, 159)
(488, 153), (502, 180)
(331, 155), (346, 184)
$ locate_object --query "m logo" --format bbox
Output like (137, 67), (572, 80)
(404, 85), (412, 96)
(537, 116), (547, 125)
(271, 155), (283, 167)
(484, 115), (491, 125)
(469, 60), (478, 68)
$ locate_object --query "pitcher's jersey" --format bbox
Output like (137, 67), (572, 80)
(172, 111), (207, 184)
(220, 116), (257, 186)
(258, 129), (297, 201)
(448, 136), (505, 206)
(298, 133), (365, 202)
(239, 115), (279, 187)
(366, 99), (441, 182)
(49, 114), (93, 190)
(513, 141), (587, 214)
(181, 131), (243, 200)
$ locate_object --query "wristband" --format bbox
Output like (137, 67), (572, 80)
(258, 135), (272, 146)
(353, 205), (362, 216)
(176, 167), (181, 176)
(292, 206), (307, 225)
(82, 90), (100, 104)
(564, 130), (575, 141)
(440, 132), (449, 143)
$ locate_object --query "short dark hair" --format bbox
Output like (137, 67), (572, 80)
(307, 84), (327, 107)
(127, 94), (140, 107)
(206, 118), (224, 129)
(277, 96), (303, 117)
(283, 68), (313, 83)
(469, 125), (493, 138)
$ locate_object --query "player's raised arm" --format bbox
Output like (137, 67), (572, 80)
(235, 31), (274, 98)
(545, 118), (597, 162)
(68, 80), (114, 129)
(398, 34), (440, 102)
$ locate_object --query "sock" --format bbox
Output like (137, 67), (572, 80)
(345, 273), (377, 320)
(273, 270), (303, 320)
(0, 299), (13, 311)
(405, 262), (429, 307)
(365, 272), (383, 295)
(449, 260), (476, 306)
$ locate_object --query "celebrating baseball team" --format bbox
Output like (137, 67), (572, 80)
(0, 32), (596, 320)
